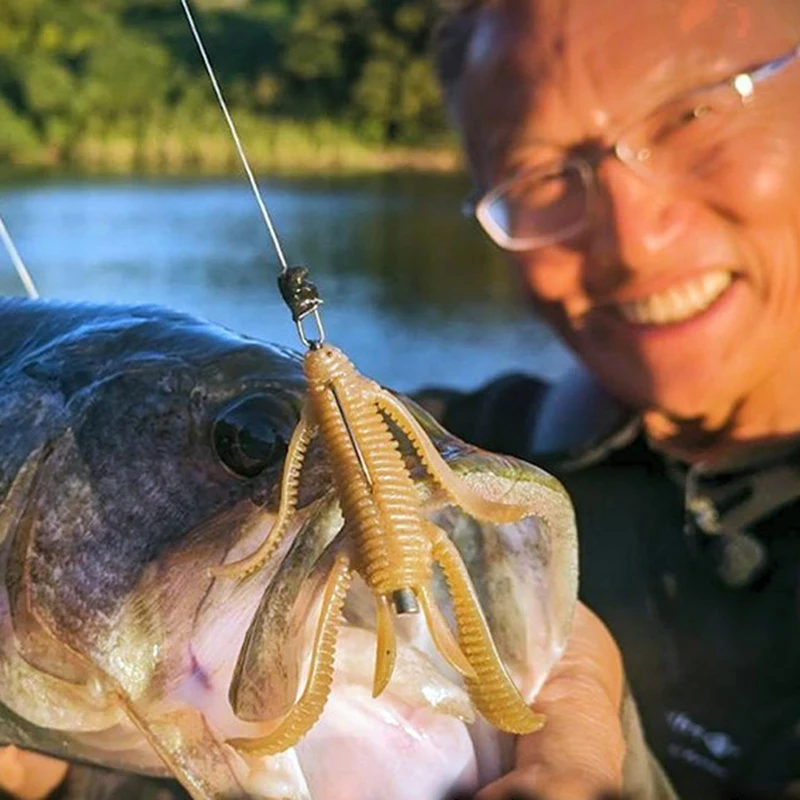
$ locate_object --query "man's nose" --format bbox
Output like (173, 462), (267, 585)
(587, 156), (698, 269)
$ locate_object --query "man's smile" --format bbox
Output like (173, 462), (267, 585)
(612, 270), (734, 326)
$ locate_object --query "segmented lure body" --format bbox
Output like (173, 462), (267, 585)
(218, 344), (545, 757)
(315, 362), (431, 592)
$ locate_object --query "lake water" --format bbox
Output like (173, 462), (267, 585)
(0, 173), (573, 392)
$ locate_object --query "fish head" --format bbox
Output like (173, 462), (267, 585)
(0, 302), (314, 691)
(0, 301), (578, 800)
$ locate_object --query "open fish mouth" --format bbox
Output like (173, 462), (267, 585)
(0, 299), (577, 800)
(192, 410), (576, 797)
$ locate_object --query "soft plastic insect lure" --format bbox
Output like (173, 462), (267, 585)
(213, 268), (545, 757)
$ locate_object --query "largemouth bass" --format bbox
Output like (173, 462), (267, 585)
(0, 299), (577, 800)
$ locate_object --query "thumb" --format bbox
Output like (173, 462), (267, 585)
(476, 602), (626, 800)
(0, 746), (69, 800)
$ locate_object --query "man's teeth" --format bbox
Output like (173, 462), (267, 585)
(617, 271), (732, 325)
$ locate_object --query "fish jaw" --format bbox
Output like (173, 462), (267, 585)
(176, 510), (483, 798)
(42, 493), (481, 797)
(174, 618), (483, 800)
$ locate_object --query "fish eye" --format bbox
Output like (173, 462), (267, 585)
(212, 394), (297, 478)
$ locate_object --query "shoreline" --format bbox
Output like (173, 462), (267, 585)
(0, 127), (462, 179)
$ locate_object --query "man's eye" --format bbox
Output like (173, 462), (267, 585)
(503, 169), (571, 209)
(527, 172), (571, 206)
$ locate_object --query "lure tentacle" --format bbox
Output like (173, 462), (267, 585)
(228, 553), (352, 756)
(372, 594), (397, 697)
(416, 585), (475, 679)
(211, 411), (313, 580)
(428, 523), (545, 735)
(376, 390), (534, 525)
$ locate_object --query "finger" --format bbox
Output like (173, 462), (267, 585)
(476, 603), (626, 800)
(0, 746), (69, 800)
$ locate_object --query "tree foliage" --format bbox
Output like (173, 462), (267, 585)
(0, 0), (450, 168)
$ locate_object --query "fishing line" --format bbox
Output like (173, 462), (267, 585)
(179, 0), (288, 274)
(174, 5), (544, 728)
(179, 0), (325, 346)
(0, 214), (40, 299)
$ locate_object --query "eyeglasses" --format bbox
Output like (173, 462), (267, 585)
(466, 43), (800, 252)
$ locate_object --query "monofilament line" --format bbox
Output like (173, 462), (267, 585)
(179, 0), (289, 273)
(0, 214), (40, 299)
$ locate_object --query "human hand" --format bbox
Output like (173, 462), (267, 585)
(0, 746), (69, 800)
(474, 602), (626, 800)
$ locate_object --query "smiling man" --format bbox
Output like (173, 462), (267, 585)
(428, 0), (800, 798)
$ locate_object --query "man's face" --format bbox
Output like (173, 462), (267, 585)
(457, 0), (800, 430)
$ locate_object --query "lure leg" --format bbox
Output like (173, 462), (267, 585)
(376, 392), (534, 524)
(212, 412), (313, 580)
(227, 554), (353, 756)
(372, 594), (397, 697)
(229, 495), (344, 722)
(373, 584), (477, 697)
(427, 523), (545, 735)
(416, 585), (475, 679)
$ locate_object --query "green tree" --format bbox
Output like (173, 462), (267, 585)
(0, 0), (452, 169)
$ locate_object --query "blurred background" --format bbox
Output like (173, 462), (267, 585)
(0, 0), (572, 391)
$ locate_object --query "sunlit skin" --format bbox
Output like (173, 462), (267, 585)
(0, 747), (68, 800)
(455, 0), (800, 462)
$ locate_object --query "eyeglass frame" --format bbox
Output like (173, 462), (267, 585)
(463, 42), (800, 252)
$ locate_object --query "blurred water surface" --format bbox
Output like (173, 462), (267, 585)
(0, 173), (573, 391)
